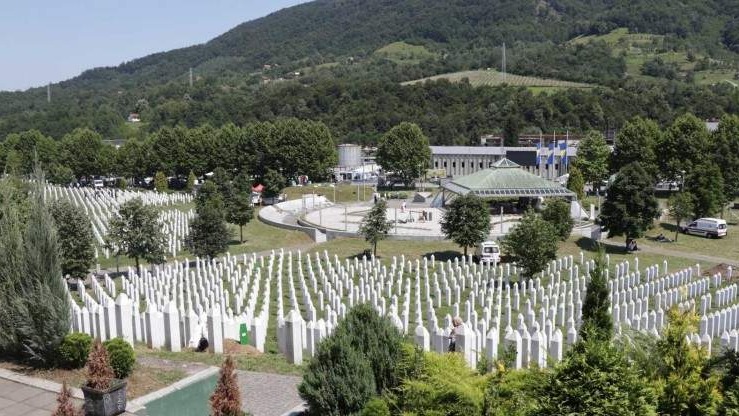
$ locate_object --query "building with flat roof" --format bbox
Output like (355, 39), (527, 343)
(430, 145), (577, 179)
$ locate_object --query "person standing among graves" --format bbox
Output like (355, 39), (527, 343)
(448, 317), (463, 352)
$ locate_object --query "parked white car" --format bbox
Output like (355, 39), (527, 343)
(473, 241), (500, 264)
(680, 218), (727, 238)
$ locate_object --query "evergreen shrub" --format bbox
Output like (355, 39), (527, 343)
(58, 332), (92, 369)
(103, 338), (135, 379)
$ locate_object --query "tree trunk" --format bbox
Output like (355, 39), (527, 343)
(239, 225), (243, 243)
(135, 257), (140, 277)
(373, 241), (378, 257)
(463, 245), (467, 256)
(674, 219), (679, 242)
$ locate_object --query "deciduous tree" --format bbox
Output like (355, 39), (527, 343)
(685, 162), (724, 219)
(610, 116), (660, 178)
(600, 162), (660, 240)
(106, 198), (166, 275)
(227, 192), (254, 243)
(712, 114), (739, 204)
(668, 192), (694, 241)
(376, 122), (431, 187)
(187, 197), (230, 260)
(658, 113), (712, 181)
(541, 199), (573, 241)
(501, 210), (558, 278)
(573, 130), (610, 195)
(440, 193), (491, 256)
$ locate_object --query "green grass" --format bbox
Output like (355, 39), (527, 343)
(557, 236), (712, 273)
(375, 41), (437, 65)
(283, 183), (373, 204)
(403, 70), (593, 89)
(96, 208), (313, 270)
(138, 347), (303, 376)
(639, 221), (739, 262)
(570, 27), (738, 86)
(310, 237), (461, 261)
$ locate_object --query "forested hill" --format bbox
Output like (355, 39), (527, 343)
(23, 0), (739, 89)
(1, 0), (739, 142)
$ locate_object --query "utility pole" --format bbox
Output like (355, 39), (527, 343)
(47, 83), (51, 103)
(501, 43), (507, 83)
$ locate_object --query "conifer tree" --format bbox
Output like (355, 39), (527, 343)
(358, 200), (392, 256)
(52, 382), (83, 416)
(579, 247), (612, 342)
(210, 355), (244, 416)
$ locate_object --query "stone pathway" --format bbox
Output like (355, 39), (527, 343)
(237, 370), (304, 416)
(0, 366), (303, 416)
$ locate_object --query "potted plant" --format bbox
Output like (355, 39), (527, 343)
(81, 340), (127, 416)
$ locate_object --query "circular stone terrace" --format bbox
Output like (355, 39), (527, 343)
(260, 194), (523, 241)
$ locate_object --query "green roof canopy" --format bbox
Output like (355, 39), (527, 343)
(442, 158), (575, 198)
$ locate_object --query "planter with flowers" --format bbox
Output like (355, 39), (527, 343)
(81, 340), (127, 416)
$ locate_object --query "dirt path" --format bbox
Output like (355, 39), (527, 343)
(601, 238), (739, 267)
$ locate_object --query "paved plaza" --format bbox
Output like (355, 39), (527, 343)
(303, 199), (520, 239)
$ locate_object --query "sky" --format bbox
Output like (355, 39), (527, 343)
(0, 0), (309, 92)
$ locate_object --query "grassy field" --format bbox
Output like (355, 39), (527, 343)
(402, 70), (593, 90)
(640, 220), (739, 262)
(374, 41), (437, 65)
(569, 27), (738, 86)
(282, 183), (374, 204)
(97, 207), (313, 270)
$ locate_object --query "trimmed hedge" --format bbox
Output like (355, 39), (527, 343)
(103, 338), (135, 379)
(58, 332), (92, 369)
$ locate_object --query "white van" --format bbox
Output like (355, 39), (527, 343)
(681, 218), (727, 238)
(92, 179), (104, 189)
(474, 241), (500, 264)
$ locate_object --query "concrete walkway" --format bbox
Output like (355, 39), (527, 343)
(0, 366), (304, 416)
(0, 369), (139, 416)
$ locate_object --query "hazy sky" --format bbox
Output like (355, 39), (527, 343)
(0, 0), (309, 91)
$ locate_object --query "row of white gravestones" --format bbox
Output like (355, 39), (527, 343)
(270, 249), (739, 369)
(69, 246), (739, 367)
(66, 250), (286, 354)
(44, 185), (193, 259)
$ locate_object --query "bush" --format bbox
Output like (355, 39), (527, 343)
(334, 304), (404, 393)
(299, 333), (376, 415)
(103, 338), (135, 379)
(58, 333), (92, 369)
(398, 350), (488, 416)
(360, 397), (390, 416)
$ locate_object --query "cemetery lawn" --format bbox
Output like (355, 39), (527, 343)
(0, 360), (188, 398)
(638, 221), (739, 263)
(282, 183), (373, 203)
(310, 236), (713, 273)
(96, 211), (314, 270)
(310, 237), (461, 261)
(558, 236), (716, 272)
(138, 347), (303, 376)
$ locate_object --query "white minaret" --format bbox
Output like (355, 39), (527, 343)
(189, 68), (193, 87)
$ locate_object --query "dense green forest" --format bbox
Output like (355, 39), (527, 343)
(1, 0), (739, 144)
